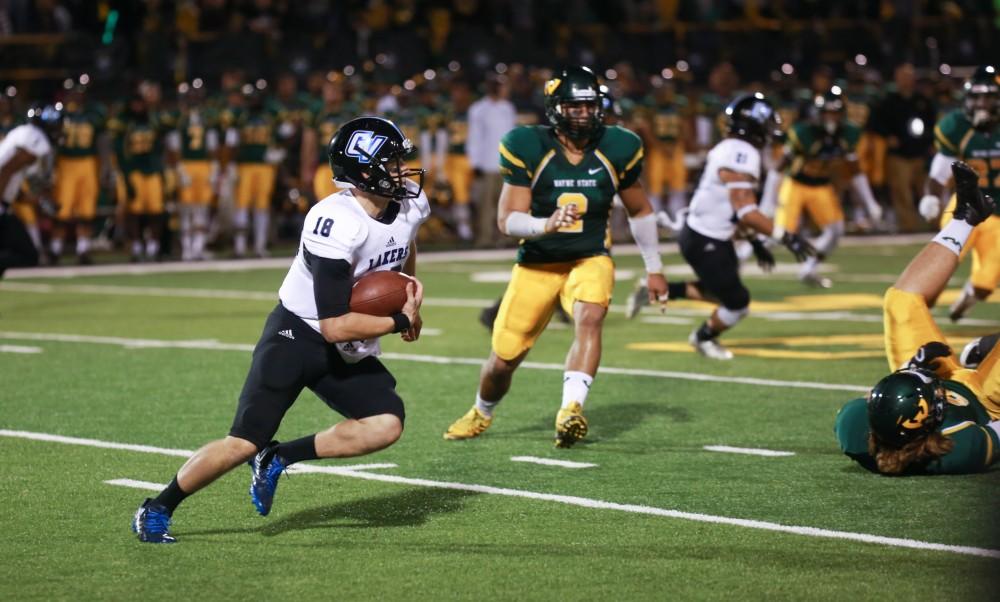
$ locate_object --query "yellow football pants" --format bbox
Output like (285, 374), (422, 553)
(775, 178), (844, 232)
(236, 163), (276, 211)
(941, 194), (1000, 292)
(179, 160), (214, 206)
(55, 156), (99, 220)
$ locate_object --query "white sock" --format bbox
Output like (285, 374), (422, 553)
(131, 241), (143, 257)
(234, 232), (247, 256)
(253, 210), (270, 255)
(75, 237), (89, 256)
(145, 239), (159, 258)
(933, 219), (974, 256)
(800, 255), (820, 278)
(474, 393), (498, 418)
(51, 238), (64, 256)
(561, 371), (593, 409)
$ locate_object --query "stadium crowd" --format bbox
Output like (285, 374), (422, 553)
(0, 0), (996, 265)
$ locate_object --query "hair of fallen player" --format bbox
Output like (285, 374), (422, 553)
(867, 431), (955, 475)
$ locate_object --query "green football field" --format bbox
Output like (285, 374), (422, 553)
(2, 238), (998, 600)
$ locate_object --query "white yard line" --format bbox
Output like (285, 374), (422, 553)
(510, 456), (597, 469)
(703, 446), (796, 457)
(0, 331), (868, 393)
(2, 428), (995, 560)
(0, 344), (42, 354)
(104, 478), (166, 491)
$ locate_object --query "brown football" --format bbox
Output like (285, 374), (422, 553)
(349, 270), (410, 317)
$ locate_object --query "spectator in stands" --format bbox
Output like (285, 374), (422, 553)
(467, 74), (516, 248)
(871, 63), (937, 232)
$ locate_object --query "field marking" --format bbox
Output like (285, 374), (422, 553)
(105, 478), (166, 491)
(2, 428), (996, 560)
(0, 331), (870, 392)
(639, 316), (694, 326)
(510, 456), (598, 469)
(0, 344), (42, 354)
(704, 446), (796, 457)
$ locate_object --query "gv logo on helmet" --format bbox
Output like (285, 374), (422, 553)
(345, 130), (388, 164)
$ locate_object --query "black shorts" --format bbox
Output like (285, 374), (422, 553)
(229, 304), (405, 449)
(678, 224), (750, 310)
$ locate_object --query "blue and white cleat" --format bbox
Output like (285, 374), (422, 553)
(132, 498), (176, 543)
(249, 445), (288, 516)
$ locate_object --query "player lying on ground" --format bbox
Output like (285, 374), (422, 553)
(443, 66), (668, 447)
(132, 116), (429, 543)
(835, 161), (1000, 475)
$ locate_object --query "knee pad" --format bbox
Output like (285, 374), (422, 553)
(716, 305), (749, 327)
(720, 284), (750, 313)
(814, 221), (844, 256)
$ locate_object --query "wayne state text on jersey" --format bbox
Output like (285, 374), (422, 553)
(553, 178), (599, 187)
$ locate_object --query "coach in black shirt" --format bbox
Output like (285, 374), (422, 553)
(871, 64), (937, 232)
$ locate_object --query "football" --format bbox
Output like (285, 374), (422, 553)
(349, 270), (410, 317)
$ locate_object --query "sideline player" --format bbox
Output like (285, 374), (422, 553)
(0, 104), (61, 278)
(628, 93), (814, 360)
(918, 65), (1000, 322)
(132, 117), (429, 543)
(835, 161), (999, 475)
(442, 66), (668, 447)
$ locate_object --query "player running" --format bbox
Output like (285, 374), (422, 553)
(132, 117), (429, 543)
(442, 66), (668, 447)
(835, 161), (1000, 475)
(918, 64), (1000, 322)
(627, 93), (814, 360)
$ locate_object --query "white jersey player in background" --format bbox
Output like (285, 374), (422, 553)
(132, 116), (429, 543)
(627, 93), (814, 359)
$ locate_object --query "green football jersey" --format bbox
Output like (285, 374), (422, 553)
(785, 121), (862, 185)
(60, 105), (106, 158)
(312, 102), (359, 157)
(499, 125), (644, 264)
(109, 110), (165, 174)
(176, 108), (219, 161)
(639, 95), (688, 143)
(388, 106), (423, 147)
(934, 109), (1000, 208)
(835, 380), (999, 475)
(226, 107), (277, 164)
(446, 104), (469, 155)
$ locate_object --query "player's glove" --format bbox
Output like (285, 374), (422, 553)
(780, 231), (815, 262)
(918, 194), (941, 222)
(749, 237), (775, 272)
(905, 341), (953, 373)
(952, 161), (996, 226)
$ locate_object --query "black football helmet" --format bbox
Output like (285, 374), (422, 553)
(963, 64), (998, 130)
(543, 66), (606, 141)
(867, 369), (947, 449)
(26, 103), (64, 141)
(812, 86), (846, 134)
(328, 116), (424, 200)
(723, 92), (781, 148)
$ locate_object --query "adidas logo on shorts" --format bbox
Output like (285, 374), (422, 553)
(278, 329), (295, 340)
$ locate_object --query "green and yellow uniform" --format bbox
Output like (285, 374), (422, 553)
(641, 95), (688, 196)
(56, 104), (105, 220)
(776, 121), (861, 232)
(311, 102), (357, 200)
(491, 124), (643, 360)
(836, 383), (999, 474)
(445, 103), (472, 204)
(109, 110), (166, 215)
(175, 108), (219, 206)
(387, 106), (425, 174)
(226, 106), (278, 211)
(935, 110), (1000, 292)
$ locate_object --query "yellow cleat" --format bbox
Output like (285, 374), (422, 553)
(554, 402), (588, 448)
(443, 406), (493, 440)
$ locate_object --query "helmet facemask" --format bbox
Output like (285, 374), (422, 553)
(353, 143), (424, 200)
(553, 98), (604, 142)
(964, 87), (997, 130)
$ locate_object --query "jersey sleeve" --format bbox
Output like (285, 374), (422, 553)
(498, 127), (536, 186)
(834, 398), (879, 473)
(301, 204), (367, 262)
(613, 127), (645, 189)
(785, 123), (808, 156)
(926, 420), (1000, 474)
(716, 139), (761, 179)
(20, 127), (52, 158)
(841, 124), (862, 154)
(933, 111), (966, 158)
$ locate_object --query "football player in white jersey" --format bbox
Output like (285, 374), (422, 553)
(0, 104), (61, 278)
(132, 117), (430, 543)
(632, 93), (814, 359)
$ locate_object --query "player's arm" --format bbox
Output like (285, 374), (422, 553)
(721, 168), (813, 261)
(312, 253), (420, 344)
(919, 152), (954, 221)
(928, 421), (1000, 474)
(0, 148), (38, 203)
(496, 183), (577, 237)
(842, 133), (882, 222)
(618, 182), (668, 302)
(399, 240), (422, 342)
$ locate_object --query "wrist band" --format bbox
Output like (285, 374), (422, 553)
(391, 313), (411, 333)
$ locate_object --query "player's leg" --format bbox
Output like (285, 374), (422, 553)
(799, 184), (844, 288)
(74, 157), (99, 264)
(133, 304), (306, 541)
(680, 226), (748, 360)
(50, 158), (76, 263)
(0, 211), (40, 278)
(554, 256), (615, 447)
(949, 215), (1000, 321)
(125, 171), (145, 261)
(445, 263), (565, 439)
(143, 173), (165, 260)
(666, 142), (688, 218)
(234, 164), (251, 257)
(448, 154), (474, 241)
(253, 164), (276, 257)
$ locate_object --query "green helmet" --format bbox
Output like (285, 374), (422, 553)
(543, 66), (605, 140)
(812, 86), (846, 134)
(867, 369), (946, 448)
(963, 64), (998, 129)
